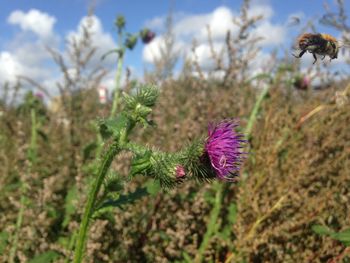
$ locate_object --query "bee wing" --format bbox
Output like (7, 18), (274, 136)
(288, 16), (300, 26)
(338, 40), (350, 48)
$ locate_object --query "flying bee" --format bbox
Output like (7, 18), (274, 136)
(293, 33), (340, 64)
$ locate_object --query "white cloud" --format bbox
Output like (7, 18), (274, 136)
(1, 11), (118, 98)
(253, 22), (286, 45)
(66, 15), (116, 67)
(145, 16), (166, 31)
(248, 3), (274, 20)
(143, 4), (287, 71)
(189, 41), (225, 70)
(0, 52), (24, 83)
(142, 36), (165, 63)
(201, 7), (237, 40)
(7, 9), (56, 38)
(0, 10), (59, 86)
(142, 35), (184, 64)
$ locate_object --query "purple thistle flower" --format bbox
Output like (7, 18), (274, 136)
(204, 120), (246, 181)
(34, 92), (44, 100)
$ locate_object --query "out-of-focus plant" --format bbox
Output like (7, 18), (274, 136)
(102, 15), (156, 117)
(190, 0), (264, 86)
(73, 85), (247, 262)
(144, 12), (179, 82)
(8, 91), (47, 263)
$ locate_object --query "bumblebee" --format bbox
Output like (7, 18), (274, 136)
(293, 33), (339, 64)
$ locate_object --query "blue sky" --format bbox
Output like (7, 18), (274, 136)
(0, 0), (349, 96)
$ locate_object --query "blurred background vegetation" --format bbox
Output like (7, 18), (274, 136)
(1, 0), (350, 262)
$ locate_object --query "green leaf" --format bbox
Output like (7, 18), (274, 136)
(311, 224), (334, 236)
(312, 225), (350, 247)
(332, 228), (350, 246)
(124, 34), (138, 50)
(99, 114), (129, 140)
(182, 251), (193, 263)
(96, 187), (149, 211)
(62, 186), (78, 228)
(37, 129), (48, 142)
(130, 151), (152, 176)
(146, 180), (161, 196)
(101, 48), (122, 60)
(0, 231), (9, 254)
(228, 203), (238, 224)
(103, 171), (123, 193)
(45, 204), (58, 219)
(82, 142), (97, 162)
(203, 191), (215, 205)
(28, 251), (60, 263)
(92, 206), (116, 222)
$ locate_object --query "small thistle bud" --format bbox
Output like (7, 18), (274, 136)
(140, 28), (156, 44)
(175, 165), (186, 179)
(124, 34), (138, 50)
(293, 75), (310, 90)
(34, 92), (44, 100)
(203, 120), (247, 181)
(115, 15), (125, 31)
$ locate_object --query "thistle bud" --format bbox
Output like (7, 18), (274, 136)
(175, 165), (186, 179)
(124, 34), (138, 50)
(140, 28), (156, 44)
(115, 15), (125, 32)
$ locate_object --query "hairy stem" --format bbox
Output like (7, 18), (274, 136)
(73, 141), (120, 263)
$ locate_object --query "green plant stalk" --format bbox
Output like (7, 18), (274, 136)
(29, 108), (37, 163)
(65, 230), (78, 263)
(73, 141), (120, 263)
(194, 184), (222, 263)
(110, 29), (125, 117)
(8, 191), (25, 263)
(110, 54), (124, 117)
(245, 85), (270, 137)
(196, 84), (271, 263)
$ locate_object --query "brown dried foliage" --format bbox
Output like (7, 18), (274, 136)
(1, 1), (350, 262)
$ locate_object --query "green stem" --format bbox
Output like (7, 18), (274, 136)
(73, 141), (120, 263)
(29, 108), (37, 163)
(110, 55), (124, 117)
(110, 30), (125, 117)
(194, 183), (222, 263)
(245, 85), (270, 137)
(8, 191), (26, 263)
(65, 230), (78, 263)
